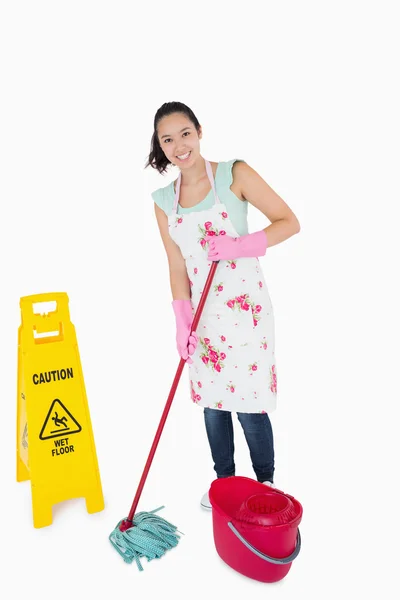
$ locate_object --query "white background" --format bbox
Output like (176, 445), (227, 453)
(1, 1), (399, 598)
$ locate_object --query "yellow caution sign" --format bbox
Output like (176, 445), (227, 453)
(16, 292), (104, 528)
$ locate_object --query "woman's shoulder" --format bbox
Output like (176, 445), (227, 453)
(218, 158), (247, 183)
(217, 159), (248, 203)
(151, 181), (174, 215)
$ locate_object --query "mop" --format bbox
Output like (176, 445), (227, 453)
(109, 261), (219, 570)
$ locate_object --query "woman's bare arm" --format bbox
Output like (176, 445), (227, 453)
(234, 161), (300, 246)
(154, 202), (191, 300)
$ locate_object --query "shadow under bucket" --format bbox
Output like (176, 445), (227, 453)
(209, 476), (303, 583)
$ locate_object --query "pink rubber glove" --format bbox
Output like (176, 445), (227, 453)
(172, 299), (199, 364)
(207, 230), (268, 261)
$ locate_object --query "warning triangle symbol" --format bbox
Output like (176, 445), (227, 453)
(39, 399), (82, 441)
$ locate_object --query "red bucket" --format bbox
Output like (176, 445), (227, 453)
(209, 476), (302, 583)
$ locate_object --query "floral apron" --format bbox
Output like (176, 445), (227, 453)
(168, 160), (277, 414)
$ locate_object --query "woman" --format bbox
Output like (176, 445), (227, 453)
(147, 101), (300, 510)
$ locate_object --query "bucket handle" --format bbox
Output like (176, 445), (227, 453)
(227, 522), (301, 565)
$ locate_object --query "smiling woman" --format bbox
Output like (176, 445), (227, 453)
(146, 104), (202, 173)
(145, 100), (300, 511)
(162, 130), (192, 163)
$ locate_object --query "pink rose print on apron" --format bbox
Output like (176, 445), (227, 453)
(168, 160), (277, 414)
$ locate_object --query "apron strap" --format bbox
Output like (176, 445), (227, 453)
(173, 172), (182, 213)
(205, 160), (221, 205)
(173, 160), (220, 213)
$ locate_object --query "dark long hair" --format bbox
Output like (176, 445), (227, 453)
(145, 102), (201, 174)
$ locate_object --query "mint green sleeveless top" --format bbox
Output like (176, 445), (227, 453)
(151, 159), (249, 236)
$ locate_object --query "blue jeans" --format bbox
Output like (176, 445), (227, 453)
(203, 408), (275, 483)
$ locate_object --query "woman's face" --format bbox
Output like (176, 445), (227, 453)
(157, 113), (202, 168)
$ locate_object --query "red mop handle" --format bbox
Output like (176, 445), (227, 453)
(120, 260), (219, 530)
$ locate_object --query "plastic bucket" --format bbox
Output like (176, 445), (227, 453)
(209, 476), (302, 583)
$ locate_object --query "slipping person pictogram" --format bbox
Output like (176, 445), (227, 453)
(39, 399), (81, 440)
(52, 412), (69, 432)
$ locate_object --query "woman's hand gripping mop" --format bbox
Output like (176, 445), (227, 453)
(109, 261), (220, 570)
